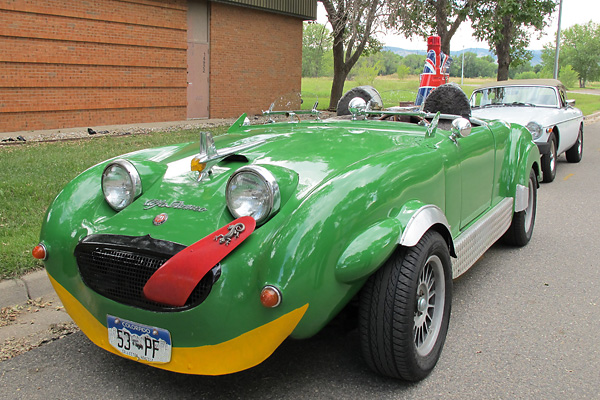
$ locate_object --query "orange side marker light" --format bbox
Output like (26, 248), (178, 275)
(260, 285), (282, 308)
(32, 243), (47, 260)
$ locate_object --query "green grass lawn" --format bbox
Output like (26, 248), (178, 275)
(1, 75), (599, 279)
(302, 75), (600, 115)
(0, 127), (226, 278)
(301, 76), (421, 110)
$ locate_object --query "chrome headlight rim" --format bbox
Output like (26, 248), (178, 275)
(525, 121), (544, 140)
(101, 159), (142, 211)
(226, 166), (281, 226)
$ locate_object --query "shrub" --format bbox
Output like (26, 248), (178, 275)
(397, 64), (410, 80)
(560, 65), (578, 89)
(515, 71), (539, 80)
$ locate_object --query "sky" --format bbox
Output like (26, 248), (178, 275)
(316, 0), (600, 52)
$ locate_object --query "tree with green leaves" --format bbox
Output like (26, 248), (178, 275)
(560, 22), (600, 88)
(471, 0), (556, 81)
(450, 51), (497, 78)
(400, 53), (427, 75)
(540, 42), (562, 78)
(302, 22), (333, 78)
(394, 0), (479, 55)
(320, 0), (401, 110)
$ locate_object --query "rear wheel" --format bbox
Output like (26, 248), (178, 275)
(566, 125), (583, 163)
(541, 134), (557, 183)
(503, 168), (537, 246)
(359, 231), (452, 381)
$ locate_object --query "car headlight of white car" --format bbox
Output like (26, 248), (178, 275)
(102, 159), (142, 211)
(226, 166), (280, 225)
(525, 121), (544, 140)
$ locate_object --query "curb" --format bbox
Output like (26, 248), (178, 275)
(0, 269), (54, 309)
(584, 111), (600, 126)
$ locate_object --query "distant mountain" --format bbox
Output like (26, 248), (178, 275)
(383, 46), (543, 65)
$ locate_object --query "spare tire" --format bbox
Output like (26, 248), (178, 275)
(336, 86), (383, 116)
(422, 83), (471, 118)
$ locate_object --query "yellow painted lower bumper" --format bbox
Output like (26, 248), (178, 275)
(48, 273), (308, 375)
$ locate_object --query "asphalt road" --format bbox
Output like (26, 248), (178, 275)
(1, 122), (599, 399)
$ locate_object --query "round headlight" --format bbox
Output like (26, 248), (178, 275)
(102, 159), (142, 211)
(525, 121), (543, 139)
(226, 166), (280, 225)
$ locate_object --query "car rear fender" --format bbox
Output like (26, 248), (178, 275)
(334, 201), (455, 284)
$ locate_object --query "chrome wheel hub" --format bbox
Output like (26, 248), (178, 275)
(414, 255), (446, 357)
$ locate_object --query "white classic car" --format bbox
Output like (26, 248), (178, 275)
(470, 79), (583, 182)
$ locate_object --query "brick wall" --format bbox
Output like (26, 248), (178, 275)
(0, 0), (188, 132)
(0, 0), (304, 133)
(209, 2), (302, 118)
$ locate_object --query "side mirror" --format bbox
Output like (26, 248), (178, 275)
(451, 117), (472, 139)
(566, 99), (576, 106)
(348, 97), (367, 120)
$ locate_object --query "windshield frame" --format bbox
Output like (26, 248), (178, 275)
(470, 85), (560, 109)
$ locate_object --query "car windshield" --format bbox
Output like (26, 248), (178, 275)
(470, 86), (558, 108)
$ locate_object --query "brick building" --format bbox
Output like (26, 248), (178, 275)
(0, 0), (316, 133)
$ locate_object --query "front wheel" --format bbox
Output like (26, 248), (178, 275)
(359, 231), (452, 381)
(541, 134), (557, 183)
(503, 168), (537, 246)
(565, 125), (583, 163)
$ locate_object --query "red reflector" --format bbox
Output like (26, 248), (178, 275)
(260, 285), (282, 308)
(32, 244), (47, 260)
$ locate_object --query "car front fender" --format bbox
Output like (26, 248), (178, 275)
(334, 201), (456, 285)
(334, 218), (401, 284)
(398, 200), (455, 256)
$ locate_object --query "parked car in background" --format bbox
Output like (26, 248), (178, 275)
(34, 86), (540, 382)
(470, 79), (584, 182)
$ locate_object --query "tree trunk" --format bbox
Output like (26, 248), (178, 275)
(495, 15), (513, 81)
(496, 47), (510, 81)
(440, 35), (451, 56)
(328, 31), (348, 111)
(329, 69), (348, 111)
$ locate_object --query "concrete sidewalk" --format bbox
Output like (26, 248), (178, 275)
(0, 118), (235, 143)
(0, 269), (75, 361)
(0, 269), (55, 309)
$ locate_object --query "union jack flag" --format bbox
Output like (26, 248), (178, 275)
(415, 37), (452, 106)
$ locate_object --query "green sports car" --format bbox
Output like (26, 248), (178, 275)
(34, 85), (540, 381)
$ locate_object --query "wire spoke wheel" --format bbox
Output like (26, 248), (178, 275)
(359, 231), (452, 381)
(414, 255), (445, 357)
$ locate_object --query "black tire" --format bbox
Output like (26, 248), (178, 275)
(565, 125), (583, 163)
(422, 83), (471, 118)
(541, 134), (557, 183)
(359, 231), (452, 381)
(503, 168), (537, 246)
(336, 86), (383, 116)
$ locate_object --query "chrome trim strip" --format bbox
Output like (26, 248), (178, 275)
(452, 197), (513, 278)
(547, 115), (583, 126)
(400, 205), (452, 248)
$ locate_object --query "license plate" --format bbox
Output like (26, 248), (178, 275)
(107, 315), (171, 363)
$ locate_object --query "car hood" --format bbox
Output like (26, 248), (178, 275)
(93, 120), (429, 242)
(472, 105), (562, 128)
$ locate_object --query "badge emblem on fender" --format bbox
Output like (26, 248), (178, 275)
(153, 213), (168, 226)
(214, 223), (245, 245)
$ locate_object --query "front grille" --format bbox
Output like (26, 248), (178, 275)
(75, 234), (220, 312)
